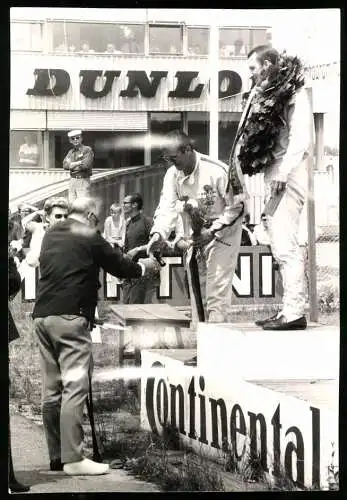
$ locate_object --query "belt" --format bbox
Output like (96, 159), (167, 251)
(70, 173), (90, 179)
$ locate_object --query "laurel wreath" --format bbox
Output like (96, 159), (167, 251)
(238, 53), (306, 176)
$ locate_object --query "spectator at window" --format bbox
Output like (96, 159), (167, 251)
(104, 42), (122, 54)
(18, 135), (39, 166)
(120, 26), (140, 53)
(55, 42), (68, 52)
(80, 41), (95, 53)
(169, 44), (178, 54)
(190, 44), (201, 55)
(220, 45), (230, 57)
(235, 39), (246, 55)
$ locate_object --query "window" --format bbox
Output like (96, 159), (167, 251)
(150, 113), (182, 164)
(149, 25), (183, 55)
(11, 22), (42, 51)
(187, 27), (209, 55)
(250, 28), (270, 49)
(49, 22), (145, 54)
(219, 28), (268, 57)
(10, 131), (43, 168)
(219, 28), (250, 57)
(50, 131), (144, 169)
(187, 112), (209, 155)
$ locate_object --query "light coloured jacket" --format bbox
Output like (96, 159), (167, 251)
(263, 87), (314, 200)
(151, 151), (247, 241)
(25, 222), (45, 268)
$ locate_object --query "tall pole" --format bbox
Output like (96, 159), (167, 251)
(306, 87), (318, 322)
(209, 21), (219, 158)
(314, 113), (325, 171)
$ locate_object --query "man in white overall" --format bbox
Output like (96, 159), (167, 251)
(237, 45), (313, 330)
(147, 130), (248, 324)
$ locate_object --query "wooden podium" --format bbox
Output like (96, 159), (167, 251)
(109, 303), (191, 367)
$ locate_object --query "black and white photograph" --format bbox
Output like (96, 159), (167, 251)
(8, 7), (340, 493)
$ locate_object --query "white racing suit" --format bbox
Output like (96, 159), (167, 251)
(262, 88), (314, 320)
(150, 152), (248, 323)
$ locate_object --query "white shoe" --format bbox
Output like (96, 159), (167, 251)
(63, 458), (110, 476)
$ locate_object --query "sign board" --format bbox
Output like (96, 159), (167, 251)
(304, 62), (340, 113)
(20, 246), (283, 307)
(141, 347), (338, 490)
(10, 55), (248, 112)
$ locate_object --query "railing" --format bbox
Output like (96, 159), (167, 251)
(9, 165), (166, 221)
(9, 166), (338, 228)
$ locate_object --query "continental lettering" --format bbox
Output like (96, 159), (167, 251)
(145, 368), (322, 488)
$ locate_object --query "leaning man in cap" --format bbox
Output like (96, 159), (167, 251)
(63, 130), (94, 202)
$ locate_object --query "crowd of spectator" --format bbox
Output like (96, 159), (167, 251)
(8, 193), (270, 284)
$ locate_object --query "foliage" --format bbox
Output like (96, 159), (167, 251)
(238, 52), (305, 176)
(123, 427), (225, 492)
(327, 442), (339, 491)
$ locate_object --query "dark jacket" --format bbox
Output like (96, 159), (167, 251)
(32, 218), (143, 321)
(124, 212), (153, 254)
(9, 256), (21, 343)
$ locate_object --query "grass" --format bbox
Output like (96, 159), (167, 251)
(9, 257), (339, 491)
(121, 423), (226, 492)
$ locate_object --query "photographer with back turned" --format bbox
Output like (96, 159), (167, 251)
(32, 197), (159, 476)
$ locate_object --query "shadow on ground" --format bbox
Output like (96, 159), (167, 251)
(14, 469), (67, 488)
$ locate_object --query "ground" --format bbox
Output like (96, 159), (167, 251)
(8, 240), (339, 492)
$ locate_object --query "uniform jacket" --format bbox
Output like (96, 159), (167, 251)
(63, 145), (94, 177)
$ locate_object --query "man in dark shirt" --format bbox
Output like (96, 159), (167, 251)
(32, 197), (159, 476)
(122, 192), (156, 304)
(63, 129), (94, 203)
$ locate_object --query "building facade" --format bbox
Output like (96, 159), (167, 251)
(10, 9), (270, 200)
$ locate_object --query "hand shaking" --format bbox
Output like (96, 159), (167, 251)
(138, 256), (161, 276)
(146, 233), (163, 256)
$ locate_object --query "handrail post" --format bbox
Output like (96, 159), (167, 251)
(306, 87), (318, 322)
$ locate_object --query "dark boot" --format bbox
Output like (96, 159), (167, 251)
(9, 441), (30, 492)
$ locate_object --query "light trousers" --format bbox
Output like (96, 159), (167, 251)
(186, 219), (243, 324)
(34, 315), (93, 464)
(265, 183), (307, 319)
